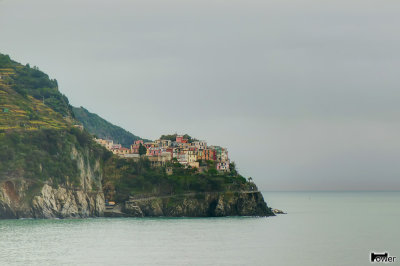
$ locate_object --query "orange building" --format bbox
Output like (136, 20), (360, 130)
(203, 149), (216, 161)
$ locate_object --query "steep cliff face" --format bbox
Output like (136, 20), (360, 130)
(0, 146), (105, 219)
(30, 184), (104, 218)
(120, 191), (274, 217)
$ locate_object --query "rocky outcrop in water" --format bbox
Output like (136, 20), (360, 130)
(112, 191), (274, 217)
(272, 208), (286, 214)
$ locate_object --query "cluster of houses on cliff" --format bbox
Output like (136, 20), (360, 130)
(95, 135), (230, 172)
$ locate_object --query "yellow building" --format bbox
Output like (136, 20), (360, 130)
(147, 153), (172, 167)
(155, 139), (171, 147)
(95, 138), (114, 150)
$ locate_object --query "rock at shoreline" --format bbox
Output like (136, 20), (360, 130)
(119, 191), (275, 217)
(272, 208), (286, 214)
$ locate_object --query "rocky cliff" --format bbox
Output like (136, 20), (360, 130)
(109, 191), (274, 217)
(0, 146), (105, 219)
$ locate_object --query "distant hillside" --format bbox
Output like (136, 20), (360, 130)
(72, 106), (148, 147)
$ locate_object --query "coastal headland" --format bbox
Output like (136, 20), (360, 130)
(0, 53), (274, 219)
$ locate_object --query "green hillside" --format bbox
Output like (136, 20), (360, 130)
(72, 106), (148, 147)
(0, 53), (106, 186)
(0, 54), (72, 118)
(0, 54), (109, 211)
(0, 54), (71, 132)
(0, 86), (68, 132)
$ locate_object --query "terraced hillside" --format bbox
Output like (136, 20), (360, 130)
(0, 53), (73, 133)
(0, 84), (68, 132)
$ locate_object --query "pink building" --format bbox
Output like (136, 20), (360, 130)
(147, 147), (164, 156)
(130, 140), (145, 154)
(130, 144), (139, 154)
(176, 135), (183, 143)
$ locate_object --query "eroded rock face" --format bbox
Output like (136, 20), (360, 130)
(0, 147), (105, 219)
(31, 184), (104, 218)
(122, 192), (274, 217)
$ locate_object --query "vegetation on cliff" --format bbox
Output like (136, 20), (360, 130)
(72, 106), (148, 147)
(160, 133), (197, 143)
(0, 128), (109, 187)
(102, 156), (252, 202)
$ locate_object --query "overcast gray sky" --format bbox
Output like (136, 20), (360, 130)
(1, 0), (400, 190)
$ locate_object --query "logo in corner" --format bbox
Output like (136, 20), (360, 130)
(371, 252), (396, 263)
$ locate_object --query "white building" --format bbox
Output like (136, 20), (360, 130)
(217, 162), (230, 172)
(193, 140), (207, 150)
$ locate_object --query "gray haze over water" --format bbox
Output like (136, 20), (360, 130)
(1, 0), (400, 190)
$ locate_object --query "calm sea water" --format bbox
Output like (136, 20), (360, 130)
(0, 192), (399, 266)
